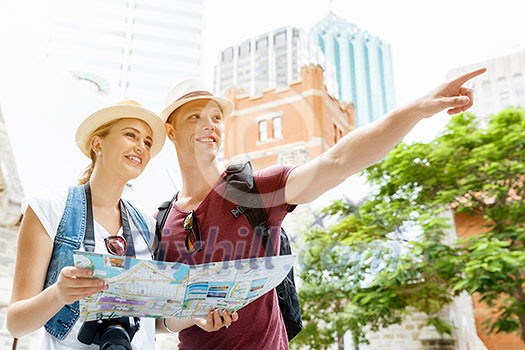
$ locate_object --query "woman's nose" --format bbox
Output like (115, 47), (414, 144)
(135, 141), (145, 153)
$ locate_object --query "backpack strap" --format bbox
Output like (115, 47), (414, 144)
(154, 192), (178, 259)
(226, 162), (303, 341)
(225, 162), (276, 257)
(155, 161), (277, 258)
(243, 182), (276, 257)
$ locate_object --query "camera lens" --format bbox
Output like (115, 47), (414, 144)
(78, 317), (140, 349)
(99, 324), (132, 350)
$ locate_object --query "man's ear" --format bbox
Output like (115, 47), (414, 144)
(165, 123), (176, 141)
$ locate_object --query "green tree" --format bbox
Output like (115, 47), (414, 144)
(293, 108), (525, 348)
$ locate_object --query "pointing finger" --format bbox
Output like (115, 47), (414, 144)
(449, 67), (486, 87)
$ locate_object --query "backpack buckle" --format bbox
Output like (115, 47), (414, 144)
(230, 206), (246, 218)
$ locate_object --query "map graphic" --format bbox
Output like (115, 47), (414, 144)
(73, 251), (295, 321)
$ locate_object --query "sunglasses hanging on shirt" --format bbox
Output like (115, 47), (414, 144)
(83, 182), (135, 257)
(183, 210), (203, 253)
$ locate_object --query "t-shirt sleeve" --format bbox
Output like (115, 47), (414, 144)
(21, 188), (68, 241)
(254, 164), (297, 217)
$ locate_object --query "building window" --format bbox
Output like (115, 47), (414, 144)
(516, 87), (525, 98)
(274, 31), (286, 46)
(258, 120), (268, 142)
(497, 77), (509, 107)
(481, 80), (491, 94)
(239, 41), (250, 58)
(513, 73), (524, 98)
(500, 91), (510, 107)
(497, 76), (508, 90)
(272, 116), (282, 139)
(222, 47), (234, 62)
(256, 37), (268, 51)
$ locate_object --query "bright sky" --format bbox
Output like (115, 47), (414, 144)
(201, 0), (523, 205)
(202, 0), (524, 141)
(2, 0), (523, 142)
(0, 0), (523, 207)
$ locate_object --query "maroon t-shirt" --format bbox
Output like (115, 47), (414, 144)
(159, 164), (296, 350)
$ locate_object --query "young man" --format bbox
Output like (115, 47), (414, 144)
(158, 68), (486, 349)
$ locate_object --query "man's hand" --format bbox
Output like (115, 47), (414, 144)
(419, 67), (487, 118)
(194, 309), (239, 332)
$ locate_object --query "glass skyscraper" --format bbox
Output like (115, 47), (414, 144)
(310, 11), (396, 126)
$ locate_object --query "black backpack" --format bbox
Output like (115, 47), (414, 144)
(154, 162), (303, 341)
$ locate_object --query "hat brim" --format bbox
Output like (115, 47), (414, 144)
(76, 105), (166, 158)
(160, 96), (233, 123)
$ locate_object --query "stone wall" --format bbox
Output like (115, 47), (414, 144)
(355, 303), (488, 350)
(342, 211), (488, 350)
(0, 105), (42, 348)
(356, 311), (454, 350)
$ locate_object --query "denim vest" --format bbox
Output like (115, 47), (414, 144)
(43, 185), (153, 340)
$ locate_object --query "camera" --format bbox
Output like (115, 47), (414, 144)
(77, 317), (140, 350)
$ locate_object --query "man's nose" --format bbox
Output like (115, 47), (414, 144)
(202, 117), (216, 130)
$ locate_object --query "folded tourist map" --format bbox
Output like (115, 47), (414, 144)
(73, 251), (295, 321)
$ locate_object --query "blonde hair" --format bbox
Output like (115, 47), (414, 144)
(78, 119), (121, 185)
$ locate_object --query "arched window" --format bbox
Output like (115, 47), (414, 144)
(272, 116), (282, 139)
(258, 120), (268, 142)
(513, 73), (524, 98)
(497, 77), (509, 107)
(481, 80), (491, 94)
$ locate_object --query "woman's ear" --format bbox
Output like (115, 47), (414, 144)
(165, 123), (176, 141)
(90, 136), (102, 156)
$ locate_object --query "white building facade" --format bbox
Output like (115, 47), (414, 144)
(45, 0), (204, 111)
(214, 26), (337, 97)
(447, 50), (525, 117)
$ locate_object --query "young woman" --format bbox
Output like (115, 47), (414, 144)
(7, 100), (166, 349)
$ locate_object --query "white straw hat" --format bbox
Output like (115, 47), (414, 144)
(160, 79), (233, 123)
(75, 100), (166, 158)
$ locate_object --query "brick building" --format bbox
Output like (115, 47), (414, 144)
(223, 64), (354, 169)
(455, 213), (525, 350)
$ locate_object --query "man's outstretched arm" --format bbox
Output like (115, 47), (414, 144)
(285, 67), (486, 204)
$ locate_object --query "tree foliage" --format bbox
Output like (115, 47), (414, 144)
(293, 108), (525, 348)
